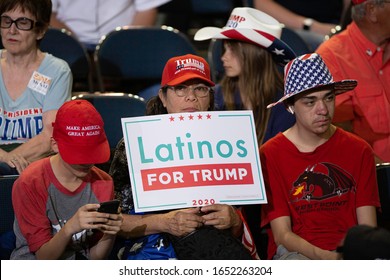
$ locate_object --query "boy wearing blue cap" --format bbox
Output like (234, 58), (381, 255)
(261, 53), (380, 260)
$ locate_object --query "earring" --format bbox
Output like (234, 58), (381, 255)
(288, 106), (294, 114)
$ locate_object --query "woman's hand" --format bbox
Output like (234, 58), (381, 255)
(201, 204), (242, 230)
(163, 208), (204, 237)
(3, 152), (30, 174)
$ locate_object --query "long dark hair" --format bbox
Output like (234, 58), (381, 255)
(220, 40), (283, 144)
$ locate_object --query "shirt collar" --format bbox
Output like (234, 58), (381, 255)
(349, 22), (382, 58)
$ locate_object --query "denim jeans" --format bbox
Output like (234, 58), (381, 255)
(273, 244), (310, 260)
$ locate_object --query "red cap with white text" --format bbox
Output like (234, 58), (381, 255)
(52, 100), (110, 165)
(161, 54), (215, 87)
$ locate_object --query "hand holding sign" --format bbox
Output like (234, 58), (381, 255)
(162, 207), (204, 237)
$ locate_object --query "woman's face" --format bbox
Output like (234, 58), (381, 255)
(159, 79), (211, 113)
(0, 6), (43, 54)
(221, 42), (241, 77)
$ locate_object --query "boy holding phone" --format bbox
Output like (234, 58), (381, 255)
(11, 100), (123, 260)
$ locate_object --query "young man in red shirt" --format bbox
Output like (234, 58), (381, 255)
(261, 53), (380, 260)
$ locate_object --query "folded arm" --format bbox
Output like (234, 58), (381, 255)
(1, 110), (57, 173)
(119, 207), (204, 239)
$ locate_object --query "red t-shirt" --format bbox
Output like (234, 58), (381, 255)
(12, 157), (114, 259)
(260, 129), (380, 254)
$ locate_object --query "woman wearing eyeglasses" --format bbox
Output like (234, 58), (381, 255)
(0, 0), (72, 175)
(108, 54), (258, 260)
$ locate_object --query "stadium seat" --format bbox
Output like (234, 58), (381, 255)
(0, 175), (18, 260)
(94, 26), (197, 93)
(376, 163), (390, 230)
(40, 28), (94, 92)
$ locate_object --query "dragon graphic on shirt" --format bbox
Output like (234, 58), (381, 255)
(290, 162), (356, 202)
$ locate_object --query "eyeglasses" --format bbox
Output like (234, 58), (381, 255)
(167, 84), (211, 98)
(0, 15), (37, 31)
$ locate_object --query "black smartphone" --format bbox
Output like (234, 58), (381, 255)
(98, 199), (120, 214)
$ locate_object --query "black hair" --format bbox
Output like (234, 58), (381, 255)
(0, 0), (52, 35)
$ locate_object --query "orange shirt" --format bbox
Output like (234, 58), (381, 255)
(317, 22), (390, 162)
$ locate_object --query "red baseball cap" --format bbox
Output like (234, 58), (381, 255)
(52, 100), (110, 165)
(160, 54), (215, 87)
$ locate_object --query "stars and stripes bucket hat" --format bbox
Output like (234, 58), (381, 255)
(194, 7), (296, 65)
(267, 53), (357, 108)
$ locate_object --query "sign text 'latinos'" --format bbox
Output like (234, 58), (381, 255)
(138, 132), (247, 163)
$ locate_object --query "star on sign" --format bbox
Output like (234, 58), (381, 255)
(168, 113), (211, 122)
